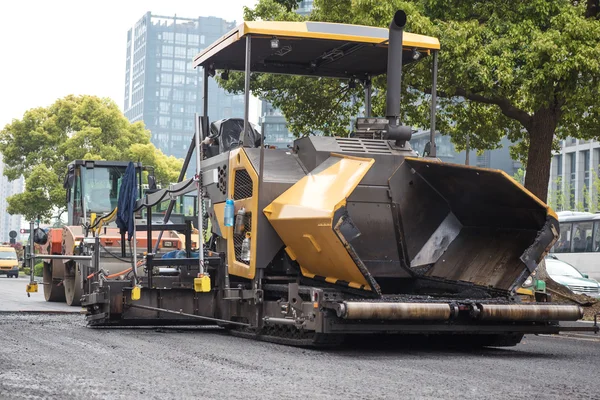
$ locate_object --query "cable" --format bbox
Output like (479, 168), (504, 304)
(99, 242), (132, 263)
(134, 178), (196, 211)
(86, 259), (145, 280)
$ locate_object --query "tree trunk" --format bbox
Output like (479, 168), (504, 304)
(523, 109), (557, 203)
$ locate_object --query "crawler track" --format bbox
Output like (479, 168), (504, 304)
(230, 325), (345, 347)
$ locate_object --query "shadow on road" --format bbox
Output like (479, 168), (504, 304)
(322, 334), (563, 359)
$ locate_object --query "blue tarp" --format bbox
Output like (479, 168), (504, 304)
(116, 162), (137, 241)
(162, 250), (200, 259)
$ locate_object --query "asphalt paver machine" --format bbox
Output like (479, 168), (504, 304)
(76, 11), (597, 346)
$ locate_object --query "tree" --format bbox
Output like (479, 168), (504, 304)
(235, 0), (600, 202)
(512, 168), (525, 186)
(0, 95), (182, 222)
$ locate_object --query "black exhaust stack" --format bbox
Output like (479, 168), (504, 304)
(384, 10), (412, 146)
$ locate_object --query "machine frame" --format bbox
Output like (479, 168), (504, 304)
(66, 12), (599, 345)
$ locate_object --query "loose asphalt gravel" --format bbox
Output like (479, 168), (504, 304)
(0, 313), (599, 400)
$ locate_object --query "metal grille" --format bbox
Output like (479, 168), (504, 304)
(336, 138), (393, 154)
(217, 164), (227, 195)
(234, 213), (252, 265)
(568, 285), (599, 294)
(233, 169), (253, 200)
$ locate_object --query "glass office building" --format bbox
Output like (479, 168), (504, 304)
(124, 13), (245, 162)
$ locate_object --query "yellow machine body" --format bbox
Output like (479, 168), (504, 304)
(264, 154), (375, 290)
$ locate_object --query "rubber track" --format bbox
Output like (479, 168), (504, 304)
(229, 322), (344, 347)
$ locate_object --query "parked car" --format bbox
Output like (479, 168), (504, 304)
(0, 245), (19, 278)
(546, 256), (600, 298)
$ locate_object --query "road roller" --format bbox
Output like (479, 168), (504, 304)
(38, 160), (186, 306)
(68, 11), (597, 346)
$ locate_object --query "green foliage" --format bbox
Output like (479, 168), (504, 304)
(274, 0), (302, 12)
(512, 168), (525, 185)
(128, 143), (182, 184)
(231, 0), (600, 201)
(34, 262), (43, 277)
(0, 95), (182, 222)
(22, 267), (30, 275)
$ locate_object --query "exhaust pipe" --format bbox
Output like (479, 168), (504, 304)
(384, 10), (412, 145)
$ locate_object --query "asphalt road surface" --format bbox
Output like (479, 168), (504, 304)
(1, 313), (599, 400)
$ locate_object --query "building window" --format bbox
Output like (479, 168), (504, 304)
(174, 60), (186, 72)
(173, 89), (184, 101)
(160, 73), (172, 84)
(583, 150), (590, 210)
(188, 34), (199, 45)
(200, 35), (205, 44)
(173, 103), (184, 114)
(173, 74), (185, 85)
(159, 102), (170, 113)
(556, 154), (562, 177)
(569, 153), (576, 209)
(160, 88), (171, 99)
(184, 119), (194, 131)
(476, 152), (490, 168)
(175, 46), (186, 58)
(159, 116), (170, 127)
(163, 32), (174, 42)
(162, 45), (173, 56)
(187, 48), (199, 59)
(162, 59), (173, 70)
(172, 119), (183, 129)
(175, 33), (187, 44)
(186, 91), (197, 102)
(185, 104), (196, 114)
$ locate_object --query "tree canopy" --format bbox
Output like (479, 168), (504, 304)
(227, 0), (600, 202)
(0, 95), (182, 221)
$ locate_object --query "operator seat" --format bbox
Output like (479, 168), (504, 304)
(205, 118), (263, 158)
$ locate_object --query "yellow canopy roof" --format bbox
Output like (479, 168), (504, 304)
(193, 21), (440, 79)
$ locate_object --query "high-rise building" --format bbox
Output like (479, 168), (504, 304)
(296, 0), (315, 16)
(124, 13), (245, 163)
(0, 159), (23, 243)
(260, 101), (295, 148)
(548, 138), (600, 212)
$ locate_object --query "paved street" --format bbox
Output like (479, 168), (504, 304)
(1, 277), (599, 399)
(0, 276), (80, 313)
(0, 312), (598, 400)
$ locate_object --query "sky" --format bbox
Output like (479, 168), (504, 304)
(0, 0), (258, 128)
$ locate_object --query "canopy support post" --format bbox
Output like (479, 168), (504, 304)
(203, 67), (209, 117)
(428, 50), (438, 158)
(364, 76), (372, 118)
(242, 35), (252, 147)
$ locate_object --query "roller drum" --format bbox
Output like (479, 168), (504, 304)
(43, 260), (66, 302)
(477, 304), (583, 322)
(340, 302), (452, 320)
(63, 261), (82, 306)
